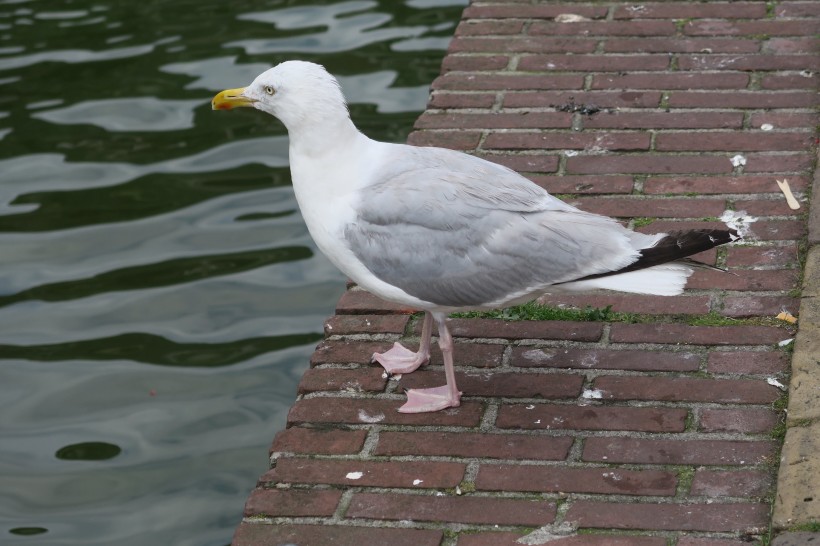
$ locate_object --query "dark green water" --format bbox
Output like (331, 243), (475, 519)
(0, 1), (465, 544)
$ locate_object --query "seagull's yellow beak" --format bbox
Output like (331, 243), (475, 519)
(211, 87), (256, 110)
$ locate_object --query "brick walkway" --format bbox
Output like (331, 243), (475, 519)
(233, 2), (819, 545)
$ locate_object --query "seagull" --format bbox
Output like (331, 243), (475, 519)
(212, 61), (738, 413)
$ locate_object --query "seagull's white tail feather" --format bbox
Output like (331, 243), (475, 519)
(558, 263), (694, 296)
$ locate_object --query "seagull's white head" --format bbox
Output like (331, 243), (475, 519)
(212, 60), (350, 132)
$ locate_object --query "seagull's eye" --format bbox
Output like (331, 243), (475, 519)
(264, 85), (275, 96)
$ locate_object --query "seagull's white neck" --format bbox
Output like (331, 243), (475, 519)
(284, 114), (361, 159)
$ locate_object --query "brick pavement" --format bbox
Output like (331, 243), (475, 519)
(233, 2), (819, 544)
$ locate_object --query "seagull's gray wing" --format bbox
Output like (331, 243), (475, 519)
(344, 146), (648, 308)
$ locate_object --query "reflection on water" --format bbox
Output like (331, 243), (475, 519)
(0, 0), (465, 544)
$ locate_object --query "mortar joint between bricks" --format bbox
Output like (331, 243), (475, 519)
(360, 427), (381, 457)
(332, 489), (356, 521)
(479, 401), (499, 432)
(507, 54), (520, 72)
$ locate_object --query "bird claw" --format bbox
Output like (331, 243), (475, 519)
(372, 342), (429, 374)
(398, 386), (461, 413)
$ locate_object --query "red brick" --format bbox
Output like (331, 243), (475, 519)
(456, 20), (525, 36)
(761, 73), (820, 90)
(311, 339), (392, 365)
(708, 351), (790, 375)
(497, 404), (687, 432)
(478, 153), (560, 173)
(776, 2), (820, 18)
(567, 155), (732, 175)
(584, 112), (743, 129)
(375, 431), (573, 460)
(679, 54), (820, 71)
(529, 20), (676, 36)
(287, 398), (484, 427)
(428, 92), (496, 109)
(750, 111), (819, 129)
(298, 367), (387, 394)
(243, 488), (341, 517)
(432, 73), (585, 91)
(721, 296), (800, 318)
(610, 323), (787, 346)
(640, 220), (806, 242)
(442, 55), (510, 72)
(262, 458), (465, 488)
(668, 91), (817, 108)
(763, 37), (820, 54)
(406, 130), (481, 150)
(324, 314), (409, 336)
(483, 132), (649, 151)
(442, 318), (603, 341)
(604, 37), (759, 53)
(463, 5), (607, 20)
(726, 244), (799, 267)
(512, 346), (701, 372)
(536, 293), (711, 314)
(593, 376), (779, 404)
(690, 470), (773, 497)
(566, 196), (726, 218)
(565, 501), (769, 532)
(477, 464), (677, 496)
(397, 370), (583, 399)
(449, 36), (596, 54)
(592, 72), (749, 90)
(233, 524), (442, 546)
(614, 2), (767, 19)
(644, 175), (809, 194)
(687, 268), (798, 291)
(744, 153), (815, 173)
(678, 538), (756, 546)
(336, 290), (416, 314)
(519, 54), (670, 72)
(656, 132), (814, 152)
(684, 19), (820, 36)
(700, 408), (781, 434)
(728, 198), (802, 217)
(583, 437), (776, 465)
(416, 112), (572, 130)
(503, 90), (661, 109)
(528, 174), (634, 194)
(458, 534), (665, 546)
(347, 492), (556, 526)
(270, 427), (367, 456)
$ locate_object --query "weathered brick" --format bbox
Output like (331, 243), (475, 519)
(749, 111), (819, 129)
(324, 314), (409, 336)
(270, 427), (367, 456)
(604, 37), (759, 53)
(483, 132), (649, 151)
(476, 464), (677, 496)
(375, 431), (573, 460)
(311, 339), (392, 366)
(512, 346), (701, 372)
(744, 153), (815, 173)
(346, 492), (556, 526)
(610, 323), (787, 346)
(656, 132), (814, 152)
(529, 20), (676, 36)
(760, 73), (820, 90)
(397, 370), (584, 399)
(566, 196), (726, 218)
(565, 501), (769, 532)
(243, 488), (341, 517)
(528, 174), (634, 194)
(687, 268), (798, 291)
(583, 112), (743, 129)
(679, 54), (820, 71)
(287, 398), (484, 427)
(416, 112), (572, 130)
(298, 367), (387, 394)
(677, 538), (754, 546)
(763, 37), (820, 54)
(463, 5), (607, 20)
(441, 318), (603, 341)
(700, 408), (781, 434)
(442, 54), (510, 72)
(449, 36), (596, 54)
(594, 376), (779, 404)
(406, 130), (481, 150)
(583, 437), (777, 465)
(668, 91), (817, 108)
(233, 524), (443, 546)
(262, 458), (465, 488)
(592, 72), (749, 90)
(776, 1), (820, 18)
(708, 351), (790, 375)
(640, 220), (806, 242)
(479, 153), (560, 173)
(432, 73), (585, 91)
(503, 90), (661, 109)
(458, 534), (665, 546)
(644, 175), (809, 195)
(721, 295), (800, 318)
(684, 19), (820, 36)
(614, 2), (767, 19)
(497, 404), (687, 432)
(336, 289), (416, 314)
(456, 20), (525, 36)
(726, 244), (799, 267)
(519, 54), (670, 72)
(690, 470), (773, 498)
(428, 92), (496, 109)
(567, 154), (732, 175)
(536, 293), (711, 314)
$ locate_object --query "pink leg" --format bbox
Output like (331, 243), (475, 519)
(372, 312), (432, 374)
(399, 313), (461, 413)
